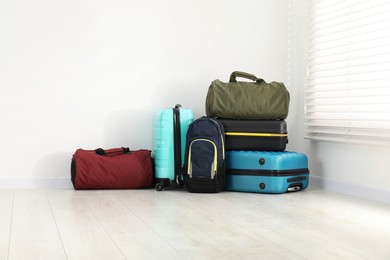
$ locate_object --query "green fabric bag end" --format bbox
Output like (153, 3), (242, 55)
(205, 71), (290, 120)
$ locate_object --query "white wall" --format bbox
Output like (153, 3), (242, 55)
(288, 0), (390, 204)
(0, 0), (289, 187)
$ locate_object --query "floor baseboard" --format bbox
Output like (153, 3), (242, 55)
(0, 178), (73, 189)
(310, 175), (390, 205)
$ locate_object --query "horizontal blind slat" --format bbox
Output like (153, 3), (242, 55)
(305, 0), (390, 144)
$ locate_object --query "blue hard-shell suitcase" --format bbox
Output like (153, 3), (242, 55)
(152, 104), (194, 191)
(225, 150), (309, 194)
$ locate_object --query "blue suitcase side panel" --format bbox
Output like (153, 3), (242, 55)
(226, 174), (309, 194)
(153, 109), (174, 180)
(179, 110), (194, 163)
(152, 108), (194, 181)
(226, 151), (308, 170)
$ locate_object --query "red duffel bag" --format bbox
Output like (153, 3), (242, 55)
(71, 147), (153, 190)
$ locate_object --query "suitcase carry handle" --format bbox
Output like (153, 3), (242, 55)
(173, 104), (182, 184)
(229, 71), (264, 84)
(95, 147), (130, 156)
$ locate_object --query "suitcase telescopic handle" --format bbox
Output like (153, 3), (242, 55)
(229, 71), (264, 84)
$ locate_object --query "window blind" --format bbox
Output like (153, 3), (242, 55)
(305, 0), (390, 145)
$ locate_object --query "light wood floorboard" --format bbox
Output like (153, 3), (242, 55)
(0, 186), (389, 260)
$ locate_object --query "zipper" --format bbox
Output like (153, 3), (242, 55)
(187, 139), (217, 178)
(225, 132), (288, 137)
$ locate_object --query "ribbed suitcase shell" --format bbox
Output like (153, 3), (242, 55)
(225, 150), (309, 194)
(152, 105), (194, 190)
(216, 119), (288, 151)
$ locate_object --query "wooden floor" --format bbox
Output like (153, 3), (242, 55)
(0, 186), (389, 260)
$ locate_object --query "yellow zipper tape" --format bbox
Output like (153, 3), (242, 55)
(187, 139), (217, 175)
(225, 132), (288, 137)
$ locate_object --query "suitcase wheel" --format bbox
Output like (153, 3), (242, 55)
(287, 183), (303, 192)
(155, 183), (163, 191)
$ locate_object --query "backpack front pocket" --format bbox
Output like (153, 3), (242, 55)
(187, 139), (217, 179)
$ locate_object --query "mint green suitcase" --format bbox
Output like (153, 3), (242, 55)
(152, 105), (194, 191)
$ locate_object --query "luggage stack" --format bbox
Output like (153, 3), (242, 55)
(207, 71), (310, 194)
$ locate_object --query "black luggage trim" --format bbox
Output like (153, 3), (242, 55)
(287, 176), (307, 182)
(226, 168), (309, 177)
(216, 119), (287, 134)
(225, 132), (288, 137)
(173, 105), (182, 184)
(70, 158), (76, 187)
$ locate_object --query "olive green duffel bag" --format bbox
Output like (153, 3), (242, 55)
(205, 71), (290, 120)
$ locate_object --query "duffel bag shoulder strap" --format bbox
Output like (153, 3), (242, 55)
(229, 71), (264, 84)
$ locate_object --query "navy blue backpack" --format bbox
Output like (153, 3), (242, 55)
(182, 117), (226, 193)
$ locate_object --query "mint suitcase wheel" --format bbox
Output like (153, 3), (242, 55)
(155, 183), (163, 191)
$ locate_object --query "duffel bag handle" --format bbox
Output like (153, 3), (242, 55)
(229, 71), (264, 83)
(95, 147), (130, 156)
